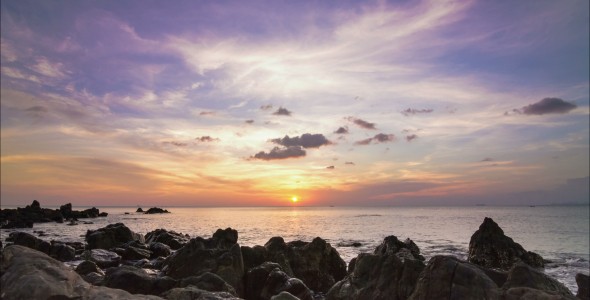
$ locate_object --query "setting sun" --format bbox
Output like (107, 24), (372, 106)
(292, 197), (298, 202)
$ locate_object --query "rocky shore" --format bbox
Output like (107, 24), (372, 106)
(0, 205), (587, 300)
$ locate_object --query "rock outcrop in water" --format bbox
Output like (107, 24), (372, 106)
(577, 273), (589, 300)
(86, 222), (145, 250)
(468, 217), (544, 270)
(0, 201), (111, 229)
(145, 207), (170, 214)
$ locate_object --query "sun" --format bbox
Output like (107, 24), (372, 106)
(292, 197), (298, 202)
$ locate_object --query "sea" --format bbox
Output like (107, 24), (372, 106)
(1, 205), (588, 294)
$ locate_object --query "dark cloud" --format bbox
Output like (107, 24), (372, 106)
(25, 106), (48, 113)
(521, 98), (577, 115)
(402, 128), (422, 133)
(264, 121), (280, 125)
(260, 104), (273, 110)
(346, 117), (377, 130)
(481, 158), (493, 162)
(354, 133), (396, 145)
(199, 111), (216, 116)
(353, 138), (373, 146)
(334, 126), (349, 134)
(245, 119), (255, 124)
(250, 146), (306, 160)
(195, 136), (220, 142)
(400, 108), (434, 116)
(326, 166), (335, 169)
(345, 162), (355, 165)
(269, 133), (332, 149)
(162, 141), (187, 147)
(405, 134), (418, 142)
(272, 106), (292, 116)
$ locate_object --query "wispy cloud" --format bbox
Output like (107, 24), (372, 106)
(250, 146), (306, 160)
(405, 134), (419, 142)
(346, 117), (377, 130)
(400, 108), (434, 116)
(269, 133), (332, 149)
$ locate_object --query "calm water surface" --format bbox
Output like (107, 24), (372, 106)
(1, 205), (588, 293)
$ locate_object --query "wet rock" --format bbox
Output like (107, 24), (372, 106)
(86, 223), (145, 250)
(103, 265), (179, 295)
(477, 265), (508, 288)
(180, 272), (238, 296)
(260, 268), (313, 300)
(374, 235), (425, 261)
(163, 228), (245, 296)
(271, 291), (301, 300)
(12, 231), (41, 249)
(81, 249), (122, 268)
(503, 287), (578, 300)
(82, 272), (106, 286)
(0, 245), (164, 300)
(49, 243), (76, 261)
(245, 262), (284, 300)
(150, 242), (172, 258)
(502, 263), (573, 296)
(408, 255), (501, 300)
(577, 273), (589, 300)
(38, 240), (52, 254)
(468, 217), (544, 270)
(98, 212), (108, 217)
(122, 245), (153, 260)
(161, 286), (242, 300)
(145, 207), (170, 214)
(137, 207), (144, 212)
(145, 228), (190, 250)
(76, 260), (105, 276)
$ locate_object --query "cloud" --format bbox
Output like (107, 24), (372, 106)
(25, 106), (48, 113)
(345, 162), (355, 165)
(326, 166), (335, 169)
(334, 126), (349, 134)
(481, 157), (493, 162)
(269, 133), (332, 148)
(373, 133), (396, 143)
(272, 106), (292, 116)
(264, 121), (280, 125)
(229, 100), (248, 109)
(445, 106), (458, 114)
(332, 158), (338, 161)
(195, 136), (220, 142)
(162, 141), (188, 147)
(405, 134), (419, 142)
(346, 117), (377, 130)
(337, 136), (347, 141)
(402, 128), (422, 133)
(353, 138), (373, 146)
(199, 111), (216, 116)
(400, 108), (434, 116)
(521, 98), (577, 115)
(260, 104), (273, 111)
(245, 119), (255, 124)
(250, 146), (306, 160)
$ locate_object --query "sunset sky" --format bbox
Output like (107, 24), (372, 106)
(1, 0), (588, 206)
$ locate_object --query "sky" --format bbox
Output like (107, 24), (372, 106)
(1, 0), (588, 207)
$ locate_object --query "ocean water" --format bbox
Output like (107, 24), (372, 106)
(1, 205), (588, 293)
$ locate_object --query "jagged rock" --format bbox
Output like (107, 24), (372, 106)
(81, 249), (122, 268)
(60, 203), (73, 217)
(82, 272), (106, 286)
(122, 245), (152, 260)
(145, 228), (190, 250)
(245, 262), (284, 300)
(408, 256), (501, 300)
(0, 245), (164, 300)
(150, 242), (172, 258)
(180, 272), (238, 296)
(76, 260), (105, 276)
(103, 265), (178, 295)
(137, 207), (144, 212)
(49, 243), (76, 261)
(31, 200), (41, 209)
(374, 236), (425, 261)
(98, 212), (108, 217)
(577, 273), (589, 300)
(163, 228), (245, 296)
(468, 217), (544, 270)
(86, 223), (145, 250)
(260, 268), (313, 300)
(271, 292), (301, 300)
(161, 286), (242, 300)
(477, 265), (508, 288)
(502, 263), (573, 296)
(145, 207), (170, 214)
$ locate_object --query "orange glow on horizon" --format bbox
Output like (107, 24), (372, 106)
(292, 197), (298, 202)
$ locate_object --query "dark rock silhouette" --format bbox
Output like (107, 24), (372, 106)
(245, 262), (284, 300)
(260, 268), (313, 300)
(86, 223), (145, 250)
(468, 217), (544, 270)
(48, 243), (76, 261)
(502, 263), (573, 296)
(150, 242), (172, 258)
(136, 207), (144, 212)
(122, 245), (152, 260)
(0, 200), (63, 228)
(577, 273), (589, 300)
(81, 249), (122, 268)
(76, 260), (105, 276)
(145, 228), (190, 250)
(145, 207), (170, 214)
(103, 265), (178, 295)
(161, 286), (242, 300)
(180, 272), (238, 296)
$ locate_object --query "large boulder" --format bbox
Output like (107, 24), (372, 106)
(271, 292), (301, 300)
(162, 286), (242, 300)
(468, 217), (544, 270)
(122, 246), (153, 260)
(86, 223), (145, 250)
(326, 237), (425, 300)
(150, 242), (173, 258)
(0, 245), (164, 300)
(245, 262), (284, 300)
(163, 228), (245, 296)
(145, 207), (170, 214)
(145, 228), (190, 250)
(503, 287), (577, 299)
(12, 231), (41, 249)
(76, 260), (105, 276)
(260, 268), (313, 300)
(577, 273), (589, 300)
(408, 255), (501, 300)
(81, 249), (122, 268)
(49, 243), (76, 261)
(502, 263), (573, 297)
(103, 265), (178, 295)
(180, 272), (238, 296)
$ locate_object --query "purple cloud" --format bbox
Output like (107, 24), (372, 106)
(245, 119), (255, 124)
(250, 146), (306, 160)
(162, 141), (188, 147)
(269, 133), (332, 148)
(272, 107), (292, 116)
(334, 126), (349, 134)
(405, 134), (418, 142)
(346, 117), (377, 130)
(521, 98), (577, 115)
(195, 136), (219, 142)
(400, 108), (434, 116)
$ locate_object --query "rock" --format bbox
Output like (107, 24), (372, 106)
(503, 287), (578, 299)
(122, 245), (153, 260)
(145, 207), (170, 214)
(260, 268), (313, 300)
(137, 207), (144, 212)
(577, 273), (589, 300)
(82, 272), (106, 286)
(180, 272), (238, 296)
(150, 242), (172, 258)
(161, 286), (242, 300)
(98, 212), (108, 217)
(76, 260), (105, 276)
(82, 207), (100, 218)
(245, 262), (284, 300)
(408, 255), (501, 300)
(374, 236), (425, 261)
(502, 263), (573, 296)
(49, 243), (76, 261)
(60, 203), (73, 218)
(81, 249), (122, 268)
(163, 228), (245, 296)
(103, 265), (178, 295)
(0, 245), (165, 300)
(477, 265), (508, 288)
(12, 231), (40, 249)
(86, 223), (145, 250)
(31, 200), (41, 209)
(145, 228), (190, 250)
(271, 291), (301, 300)
(468, 217), (544, 270)
(38, 240), (52, 254)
